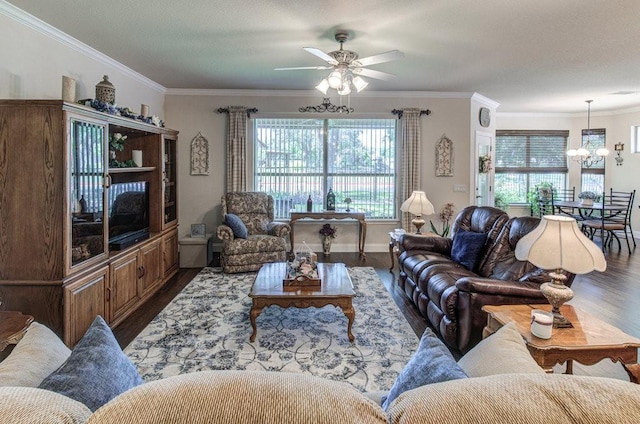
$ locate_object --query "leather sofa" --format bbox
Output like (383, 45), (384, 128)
(398, 206), (575, 354)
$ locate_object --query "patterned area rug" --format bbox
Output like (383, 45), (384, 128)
(125, 267), (419, 392)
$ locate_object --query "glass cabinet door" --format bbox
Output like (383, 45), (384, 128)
(163, 136), (177, 228)
(69, 118), (108, 268)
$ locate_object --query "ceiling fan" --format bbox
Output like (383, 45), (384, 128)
(274, 30), (404, 95)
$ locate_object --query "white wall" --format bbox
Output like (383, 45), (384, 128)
(0, 4), (165, 114)
(166, 91), (481, 252)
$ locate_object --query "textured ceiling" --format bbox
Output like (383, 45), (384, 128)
(8, 0), (640, 113)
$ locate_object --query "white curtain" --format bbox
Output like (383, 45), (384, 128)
(225, 106), (248, 192)
(400, 108), (422, 231)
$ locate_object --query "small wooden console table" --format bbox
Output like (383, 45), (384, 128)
(483, 304), (640, 383)
(289, 210), (367, 258)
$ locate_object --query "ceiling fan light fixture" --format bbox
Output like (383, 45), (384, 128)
(315, 78), (330, 95)
(352, 76), (368, 92)
(328, 70), (343, 89)
(337, 81), (351, 96)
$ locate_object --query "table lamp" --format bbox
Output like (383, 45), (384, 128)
(400, 191), (435, 234)
(515, 215), (606, 327)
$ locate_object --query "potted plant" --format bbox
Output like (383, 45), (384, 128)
(430, 203), (455, 237)
(527, 182), (555, 216)
(319, 224), (337, 255)
(578, 191), (598, 206)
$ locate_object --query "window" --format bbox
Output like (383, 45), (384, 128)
(580, 128), (605, 194)
(494, 130), (569, 204)
(632, 125), (640, 153)
(253, 118), (397, 220)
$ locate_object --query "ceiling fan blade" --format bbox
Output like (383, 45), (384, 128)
(354, 50), (404, 67)
(352, 68), (396, 80)
(274, 66), (333, 71)
(303, 47), (339, 65)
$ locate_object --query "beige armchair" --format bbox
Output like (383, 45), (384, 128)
(216, 192), (290, 273)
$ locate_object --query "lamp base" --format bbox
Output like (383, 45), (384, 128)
(412, 217), (425, 234)
(540, 271), (574, 328)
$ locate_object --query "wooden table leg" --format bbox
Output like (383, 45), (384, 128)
(389, 240), (395, 271)
(565, 359), (574, 374)
(343, 302), (355, 342)
(359, 220), (367, 260)
(249, 304), (262, 343)
(623, 363), (640, 384)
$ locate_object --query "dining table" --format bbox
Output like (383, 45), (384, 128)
(552, 200), (627, 221)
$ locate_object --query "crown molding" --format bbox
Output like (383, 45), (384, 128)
(1, 0), (165, 93)
(471, 93), (500, 109)
(165, 87), (480, 100)
(497, 104), (640, 119)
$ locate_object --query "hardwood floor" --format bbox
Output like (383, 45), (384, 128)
(114, 248), (640, 382)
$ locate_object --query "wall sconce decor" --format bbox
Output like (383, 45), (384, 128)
(615, 142), (624, 166)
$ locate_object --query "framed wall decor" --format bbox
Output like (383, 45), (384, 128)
(435, 134), (453, 176)
(190, 223), (206, 238)
(190, 132), (209, 175)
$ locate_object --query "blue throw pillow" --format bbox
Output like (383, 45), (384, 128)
(225, 213), (248, 239)
(451, 229), (487, 270)
(382, 328), (467, 411)
(38, 316), (143, 412)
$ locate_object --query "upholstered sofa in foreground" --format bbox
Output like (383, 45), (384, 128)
(2, 318), (640, 423)
(398, 206), (576, 354)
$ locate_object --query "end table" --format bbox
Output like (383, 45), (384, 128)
(388, 231), (438, 271)
(0, 311), (34, 352)
(483, 304), (640, 383)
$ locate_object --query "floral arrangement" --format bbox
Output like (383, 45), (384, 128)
(430, 202), (455, 237)
(578, 191), (598, 200)
(109, 133), (127, 151)
(80, 99), (165, 127)
(479, 154), (492, 174)
(108, 133), (137, 168)
(319, 223), (337, 239)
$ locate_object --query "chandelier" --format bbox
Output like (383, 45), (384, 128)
(566, 100), (609, 167)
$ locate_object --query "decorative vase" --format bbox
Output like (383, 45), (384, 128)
(95, 75), (115, 104)
(322, 236), (332, 255)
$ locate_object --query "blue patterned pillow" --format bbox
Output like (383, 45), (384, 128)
(225, 213), (248, 238)
(38, 316), (143, 412)
(381, 328), (467, 411)
(451, 229), (487, 270)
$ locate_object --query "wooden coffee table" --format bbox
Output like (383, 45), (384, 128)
(483, 304), (640, 383)
(249, 262), (356, 343)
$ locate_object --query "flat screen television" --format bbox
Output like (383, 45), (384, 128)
(108, 181), (150, 249)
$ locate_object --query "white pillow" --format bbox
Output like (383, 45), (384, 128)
(457, 321), (545, 377)
(0, 386), (91, 423)
(0, 322), (71, 387)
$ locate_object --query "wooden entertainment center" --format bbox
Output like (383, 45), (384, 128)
(0, 100), (179, 346)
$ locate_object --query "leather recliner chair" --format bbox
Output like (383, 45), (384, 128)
(398, 206), (575, 354)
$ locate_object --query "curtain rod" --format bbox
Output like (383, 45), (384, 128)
(216, 107), (259, 118)
(391, 109), (431, 119)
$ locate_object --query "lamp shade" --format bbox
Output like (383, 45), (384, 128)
(400, 191), (435, 216)
(315, 79), (329, 95)
(515, 215), (606, 274)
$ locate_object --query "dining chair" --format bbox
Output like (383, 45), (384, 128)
(581, 189), (636, 254)
(550, 186), (583, 221)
